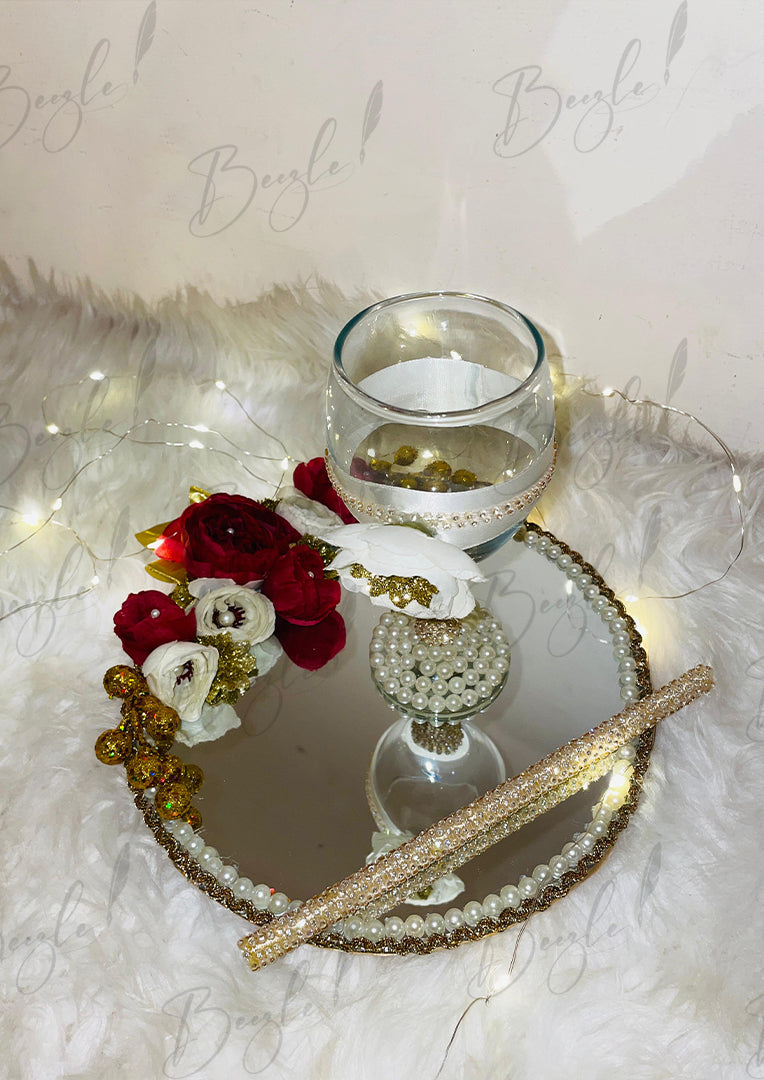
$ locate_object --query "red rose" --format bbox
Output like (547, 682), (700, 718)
(349, 456), (376, 483)
(114, 590), (197, 667)
(155, 493), (300, 585)
(262, 546), (341, 626)
(293, 458), (356, 525)
(275, 611), (346, 671)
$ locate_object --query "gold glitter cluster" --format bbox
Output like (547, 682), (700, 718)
(96, 664), (204, 827)
(409, 617), (461, 645)
(410, 720), (464, 755)
(348, 563), (439, 609)
(239, 664), (713, 970)
(409, 604), (490, 646)
(363, 445), (485, 494)
(298, 534), (340, 570)
(198, 632), (259, 706)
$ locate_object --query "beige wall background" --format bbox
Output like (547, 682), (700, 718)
(1, 0), (761, 450)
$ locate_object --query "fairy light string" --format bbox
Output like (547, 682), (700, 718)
(1, 370), (746, 632)
(553, 375), (746, 601)
(2, 374), (299, 624)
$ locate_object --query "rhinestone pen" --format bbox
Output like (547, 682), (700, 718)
(239, 664), (713, 971)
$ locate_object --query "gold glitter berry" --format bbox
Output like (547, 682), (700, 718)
(94, 729), (133, 765)
(144, 704), (181, 743)
(103, 665), (147, 699)
(126, 751), (164, 790)
(157, 755), (184, 785)
(182, 763), (204, 795)
(155, 781), (193, 820)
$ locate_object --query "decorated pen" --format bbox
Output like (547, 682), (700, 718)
(239, 665), (713, 971)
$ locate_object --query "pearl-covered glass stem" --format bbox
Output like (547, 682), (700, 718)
(367, 607), (510, 835)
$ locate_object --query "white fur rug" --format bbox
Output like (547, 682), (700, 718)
(1, 264), (762, 1080)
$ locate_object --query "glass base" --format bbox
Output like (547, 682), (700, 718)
(463, 522), (521, 562)
(367, 716), (506, 835)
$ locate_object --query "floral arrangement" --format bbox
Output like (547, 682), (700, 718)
(94, 457), (485, 827)
(110, 461), (350, 746)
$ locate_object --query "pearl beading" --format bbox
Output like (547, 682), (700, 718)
(369, 610), (510, 724)
(145, 525), (657, 956)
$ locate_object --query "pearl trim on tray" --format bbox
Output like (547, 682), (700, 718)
(139, 524), (654, 955)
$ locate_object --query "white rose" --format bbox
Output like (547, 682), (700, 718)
(142, 641), (219, 724)
(321, 523), (485, 619)
(275, 486), (345, 535)
(195, 585), (276, 645)
(174, 701), (240, 748)
(251, 635), (283, 678)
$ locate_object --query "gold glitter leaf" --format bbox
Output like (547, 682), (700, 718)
(170, 582), (195, 610)
(299, 534), (340, 568)
(135, 521), (171, 549)
(188, 486), (212, 503)
(145, 559), (188, 586)
(348, 563), (438, 609)
(199, 632), (258, 706)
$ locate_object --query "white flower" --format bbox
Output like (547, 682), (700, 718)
(275, 486), (345, 535)
(195, 585), (276, 645)
(142, 641), (219, 724)
(174, 701), (240, 748)
(251, 635), (283, 678)
(321, 523), (485, 619)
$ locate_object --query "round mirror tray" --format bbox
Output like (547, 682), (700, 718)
(134, 525), (652, 956)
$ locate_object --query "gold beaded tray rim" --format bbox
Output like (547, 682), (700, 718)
(133, 523), (653, 957)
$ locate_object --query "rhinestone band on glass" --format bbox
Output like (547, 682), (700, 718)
(140, 523), (655, 956)
(325, 451), (557, 530)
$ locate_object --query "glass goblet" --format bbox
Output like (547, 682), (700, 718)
(326, 292), (555, 560)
